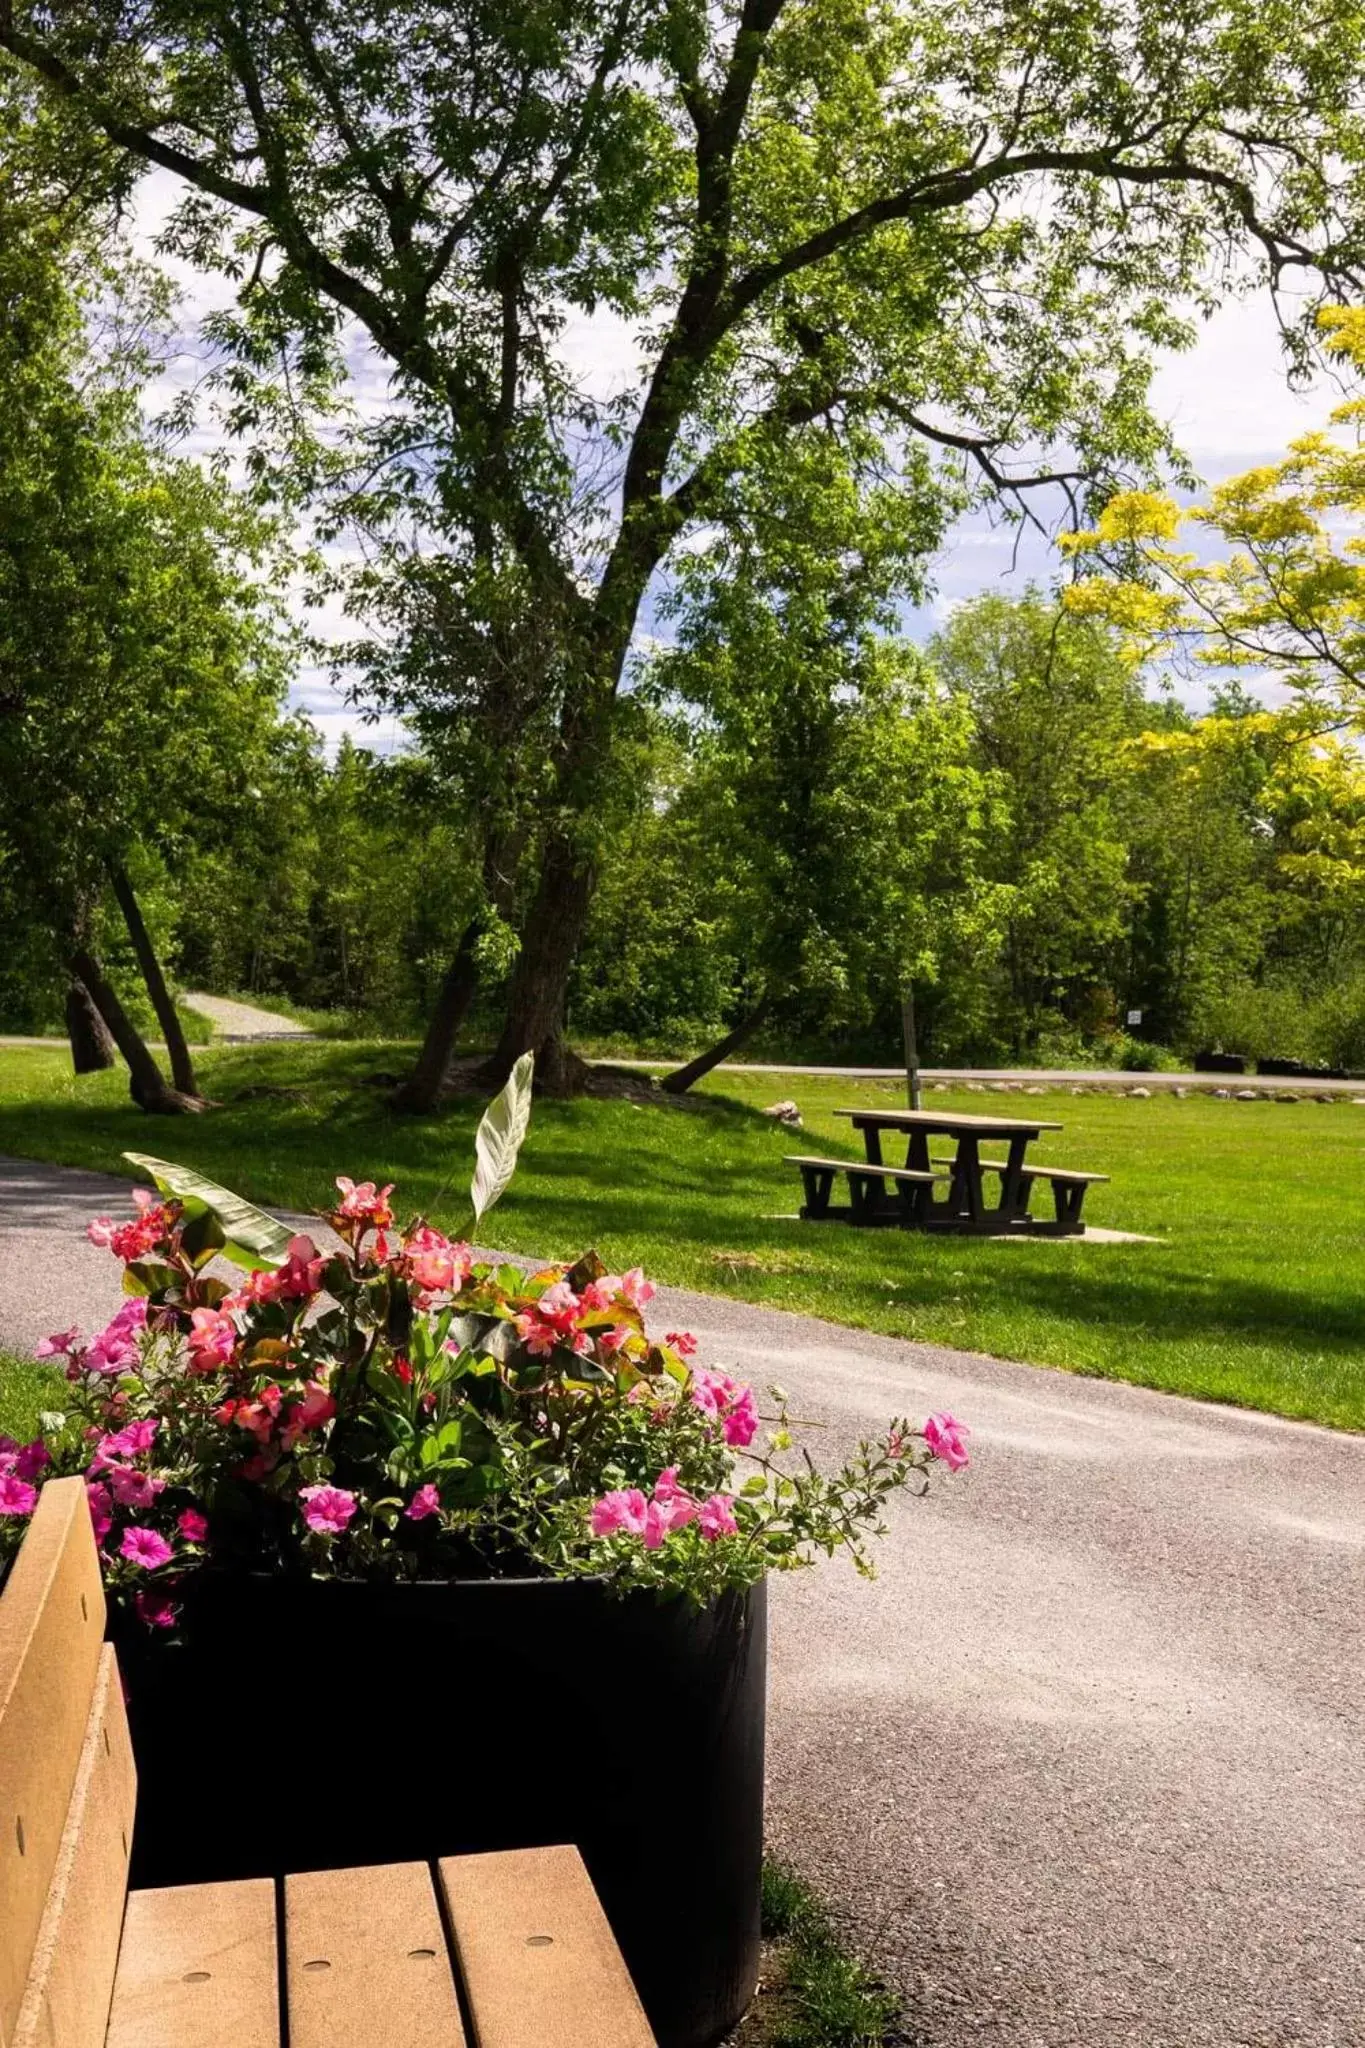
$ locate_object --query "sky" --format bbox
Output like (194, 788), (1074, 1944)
(137, 162), (1330, 754)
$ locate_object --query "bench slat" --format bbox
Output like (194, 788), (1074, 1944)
(106, 1879), (280, 2048)
(0, 1479), (106, 2048)
(932, 1157), (1109, 1184)
(439, 1845), (655, 2048)
(12, 1645), (134, 2048)
(285, 1862), (466, 2048)
(784, 1155), (939, 1182)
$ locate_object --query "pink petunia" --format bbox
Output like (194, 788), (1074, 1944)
(177, 1507), (209, 1543)
(120, 1526), (174, 1569)
(35, 1325), (82, 1359)
(922, 1412), (971, 1471)
(133, 1588), (179, 1629)
(85, 1482), (113, 1542)
(589, 1488), (649, 1538)
(107, 1466), (165, 1511)
(0, 1473), (39, 1517)
(298, 1485), (358, 1536)
(698, 1493), (739, 1541)
(722, 1387), (759, 1449)
(84, 1298), (148, 1376)
(405, 1483), (442, 1521)
(0, 1438), (48, 1482)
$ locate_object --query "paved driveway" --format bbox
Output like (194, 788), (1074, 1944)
(2, 1155), (1361, 2046)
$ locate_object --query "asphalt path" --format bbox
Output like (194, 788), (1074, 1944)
(1, 1155), (1361, 2046)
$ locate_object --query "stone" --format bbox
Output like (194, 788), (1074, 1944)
(1213, 1088), (1232, 1099)
(761, 1099), (802, 1127)
(1128, 1086), (1152, 1099)
(1024, 1085), (1046, 1095)
(1235, 1088), (1260, 1101)
(1070, 1085), (1089, 1095)
(1173, 1087), (1188, 1099)
(1276, 1092), (1300, 1103)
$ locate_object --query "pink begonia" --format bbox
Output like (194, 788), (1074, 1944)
(620, 1268), (655, 1309)
(589, 1488), (649, 1538)
(922, 1412), (971, 1471)
(35, 1324), (82, 1359)
(579, 1276), (619, 1312)
(334, 1177), (395, 1228)
(187, 1306), (237, 1373)
(665, 1330), (698, 1357)
(134, 1588), (179, 1629)
(285, 1381), (336, 1440)
(85, 1482), (113, 1542)
(84, 1298), (148, 1376)
(516, 1280), (591, 1358)
(120, 1526), (174, 1569)
(299, 1485), (358, 1536)
(405, 1484), (442, 1521)
(403, 1226), (472, 1297)
(177, 1507), (209, 1542)
(276, 1236), (327, 1300)
(108, 1466), (165, 1511)
(698, 1493), (739, 1541)
(0, 1473), (39, 1517)
(87, 1192), (177, 1264)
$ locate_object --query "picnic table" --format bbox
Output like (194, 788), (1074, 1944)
(786, 1106), (1108, 1236)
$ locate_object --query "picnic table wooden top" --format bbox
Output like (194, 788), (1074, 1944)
(835, 1107), (1064, 1135)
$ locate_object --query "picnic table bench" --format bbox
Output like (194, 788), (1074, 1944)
(0, 1479), (656, 2048)
(788, 1107), (1107, 1236)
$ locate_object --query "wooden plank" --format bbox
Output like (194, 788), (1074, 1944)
(285, 1862), (466, 2048)
(440, 1845), (656, 2048)
(835, 1107), (1063, 1133)
(106, 1880), (280, 2048)
(0, 1479), (106, 2048)
(12, 1645), (135, 2048)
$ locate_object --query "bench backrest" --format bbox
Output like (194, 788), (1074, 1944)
(0, 1479), (136, 2048)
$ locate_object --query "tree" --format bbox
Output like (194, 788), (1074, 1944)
(927, 591), (1151, 1049)
(0, 174), (295, 1109)
(6, 0), (1364, 1088)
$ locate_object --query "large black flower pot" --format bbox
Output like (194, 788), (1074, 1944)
(113, 1572), (766, 2048)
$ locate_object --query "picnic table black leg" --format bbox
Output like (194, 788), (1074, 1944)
(999, 1133), (1031, 1221)
(1053, 1180), (1086, 1232)
(800, 1165), (836, 1219)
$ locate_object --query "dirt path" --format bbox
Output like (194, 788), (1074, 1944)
(1, 1154), (1361, 2047)
(179, 993), (315, 1040)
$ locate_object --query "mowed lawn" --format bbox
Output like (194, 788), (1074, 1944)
(0, 1042), (1362, 1432)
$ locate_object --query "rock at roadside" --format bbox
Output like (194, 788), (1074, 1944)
(1128, 1086), (1152, 1099)
(762, 1099), (803, 1127)
(1235, 1088), (1260, 1101)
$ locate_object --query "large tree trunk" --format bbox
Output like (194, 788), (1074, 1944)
(482, 831), (597, 1094)
(660, 999), (770, 1095)
(67, 946), (202, 1113)
(65, 977), (116, 1073)
(391, 917), (483, 1113)
(107, 861), (200, 1098)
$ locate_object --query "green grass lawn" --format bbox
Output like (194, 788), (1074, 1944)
(0, 1041), (1361, 1431)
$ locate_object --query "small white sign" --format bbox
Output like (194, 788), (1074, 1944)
(1126, 1008), (1143, 1026)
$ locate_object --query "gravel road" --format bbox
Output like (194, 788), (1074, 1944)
(1, 1154), (1361, 2047)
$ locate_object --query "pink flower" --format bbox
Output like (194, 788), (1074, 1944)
(86, 1216), (118, 1249)
(405, 1484), (441, 1521)
(589, 1488), (649, 1538)
(722, 1387), (759, 1449)
(134, 1588), (179, 1629)
(108, 1466), (165, 1511)
(36, 1325), (82, 1359)
(402, 1226), (471, 1297)
(177, 1507), (209, 1542)
(275, 1236), (326, 1301)
(923, 1411), (971, 1472)
(0, 1473), (39, 1517)
(85, 1482), (113, 1542)
(0, 1438), (48, 1482)
(698, 1493), (738, 1541)
(187, 1306), (237, 1374)
(120, 1526), (174, 1569)
(84, 1298), (148, 1376)
(334, 1177), (395, 1228)
(88, 1194), (177, 1264)
(690, 1367), (758, 1446)
(620, 1267), (655, 1309)
(653, 1466), (687, 1502)
(580, 1276), (620, 1312)
(665, 1331), (698, 1357)
(299, 1485), (357, 1536)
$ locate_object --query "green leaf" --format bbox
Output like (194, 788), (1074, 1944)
(123, 1153), (295, 1269)
(469, 1051), (534, 1227)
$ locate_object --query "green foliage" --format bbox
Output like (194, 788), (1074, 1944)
(757, 1863), (900, 2048)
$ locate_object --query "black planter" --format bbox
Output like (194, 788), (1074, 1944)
(113, 1571), (766, 2048)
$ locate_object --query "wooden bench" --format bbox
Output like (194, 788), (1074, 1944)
(934, 1156), (1109, 1232)
(785, 1153), (943, 1225)
(0, 1478), (656, 2048)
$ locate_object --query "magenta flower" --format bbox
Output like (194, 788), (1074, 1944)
(590, 1488), (649, 1538)
(120, 1526), (174, 1569)
(85, 1482), (113, 1542)
(187, 1306), (237, 1373)
(108, 1466), (165, 1511)
(133, 1588), (179, 1629)
(35, 1324), (82, 1359)
(699, 1494), (738, 1541)
(0, 1473), (39, 1517)
(0, 1438), (48, 1482)
(84, 1298), (148, 1376)
(405, 1483), (442, 1522)
(299, 1485), (358, 1536)
(722, 1388), (759, 1449)
(620, 1267), (655, 1309)
(177, 1507), (209, 1543)
(922, 1412), (971, 1471)
(665, 1330), (698, 1357)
